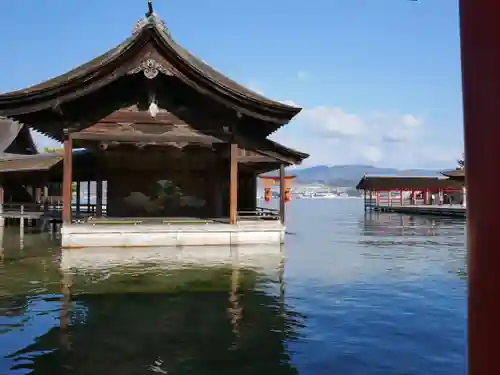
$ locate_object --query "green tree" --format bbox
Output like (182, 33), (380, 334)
(43, 147), (63, 153)
(457, 153), (465, 168)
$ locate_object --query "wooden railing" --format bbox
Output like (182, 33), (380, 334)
(49, 203), (108, 215)
(366, 198), (440, 207)
(0, 202), (108, 216)
(237, 207), (280, 220)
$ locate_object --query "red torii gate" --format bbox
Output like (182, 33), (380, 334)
(460, 1), (500, 374)
(258, 175), (296, 203)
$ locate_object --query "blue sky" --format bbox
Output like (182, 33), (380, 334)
(0, 0), (462, 168)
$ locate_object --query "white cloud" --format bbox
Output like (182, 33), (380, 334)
(296, 71), (310, 81)
(271, 105), (459, 169)
(237, 78), (451, 168)
(301, 106), (366, 138)
(401, 114), (421, 128)
(214, 77), (458, 169)
(361, 145), (383, 163)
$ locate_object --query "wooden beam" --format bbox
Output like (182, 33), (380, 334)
(237, 155), (278, 163)
(460, 1), (500, 374)
(229, 142), (238, 224)
(279, 164), (285, 224)
(96, 110), (185, 124)
(71, 131), (221, 144)
(62, 130), (73, 223)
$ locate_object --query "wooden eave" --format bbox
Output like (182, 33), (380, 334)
(262, 139), (309, 163)
(440, 168), (465, 180)
(8, 125), (38, 154)
(0, 22), (301, 128)
(71, 131), (223, 146)
(0, 141), (302, 179)
(238, 137), (308, 165)
(0, 153), (63, 173)
(356, 175), (464, 190)
(0, 117), (37, 154)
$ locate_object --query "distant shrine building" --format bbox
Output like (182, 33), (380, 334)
(0, 4), (308, 247)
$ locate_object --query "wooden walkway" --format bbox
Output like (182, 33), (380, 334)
(368, 203), (466, 218)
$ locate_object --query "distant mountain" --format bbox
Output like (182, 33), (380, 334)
(289, 164), (443, 187)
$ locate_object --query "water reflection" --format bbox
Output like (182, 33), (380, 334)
(0, 201), (468, 374)
(359, 211), (467, 279)
(361, 211), (465, 238)
(1, 245), (304, 374)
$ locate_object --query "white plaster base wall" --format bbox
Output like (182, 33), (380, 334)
(60, 245), (284, 271)
(61, 221), (285, 248)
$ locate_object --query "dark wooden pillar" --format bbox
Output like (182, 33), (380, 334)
(87, 181), (91, 213)
(460, 1), (500, 374)
(0, 184), (4, 226)
(62, 130), (73, 224)
(249, 173), (257, 211)
(96, 177), (103, 218)
(229, 143), (238, 224)
(43, 186), (49, 213)
(279, 164), (285, 224)
(236, 172), (254, 212)
(211, 166), (222, 218)
(210, 153), (223, 218)
(75, 181), (81, 216)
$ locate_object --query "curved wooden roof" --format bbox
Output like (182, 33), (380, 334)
(0, 117), (37, 154)
(440, 168), (465, 180)
(0, 152), (63, 173)
(0, 12), (301, 126)
(356, 175), (464, 190)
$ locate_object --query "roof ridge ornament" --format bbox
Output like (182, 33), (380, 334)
(146, 0), (154, 17)
(132, 0), (168, 34)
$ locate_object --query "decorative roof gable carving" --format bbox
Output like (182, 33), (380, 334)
(127, 58), (174, 79)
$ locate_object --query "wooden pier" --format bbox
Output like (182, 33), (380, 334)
(357, 175), (466, 219)
(368, 203), (466, 218)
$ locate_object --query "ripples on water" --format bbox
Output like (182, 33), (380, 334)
(0, 199), (466, 374)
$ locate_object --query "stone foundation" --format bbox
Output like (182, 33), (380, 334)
(61, 220), (285, 248)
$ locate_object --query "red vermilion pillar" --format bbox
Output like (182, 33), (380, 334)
(279, 164), (286, 224)
(62, 130), (73, 224)
(229, 142), (238, 224)
(460, 1), (500, 374)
